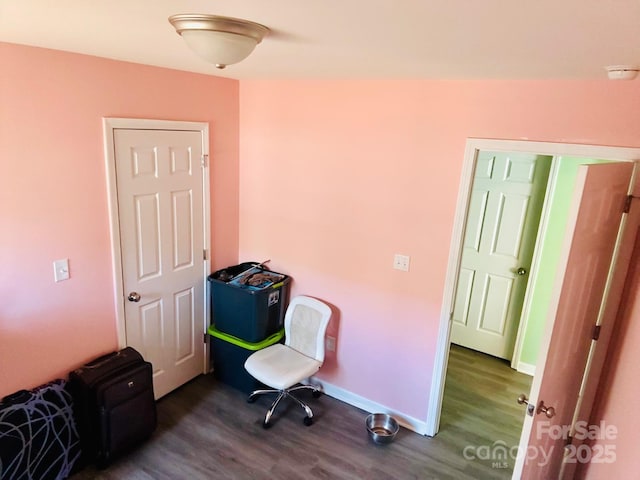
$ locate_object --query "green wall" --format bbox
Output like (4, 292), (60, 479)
(519, 157), (616, 366)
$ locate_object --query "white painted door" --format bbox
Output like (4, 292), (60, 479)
(114, 129), (206, 399)
(513, 162), (633, 479)
(451, 152), (551, 359)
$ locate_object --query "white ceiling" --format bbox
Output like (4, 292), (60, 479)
(1, 0), (639, 80)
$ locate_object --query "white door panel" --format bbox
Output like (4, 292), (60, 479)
(451, 152), (552, 359)
(114, 129), (205, 399)
(492, 193), (530, 258)
(479, 273), (512, 334)
(464, 189), (489, 251)
(452, 268), (474, 326)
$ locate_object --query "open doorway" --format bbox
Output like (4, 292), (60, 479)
(427, 139), (640, 443)
(439, 149), (551, 478)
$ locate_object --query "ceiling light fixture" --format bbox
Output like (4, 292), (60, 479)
(605, 65), (640, 80)
(169, 14), (269, 69)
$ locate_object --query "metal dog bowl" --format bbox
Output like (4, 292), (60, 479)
(366, 413), (399, 444)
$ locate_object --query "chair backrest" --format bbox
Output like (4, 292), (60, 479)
(284, 296), (332, 363)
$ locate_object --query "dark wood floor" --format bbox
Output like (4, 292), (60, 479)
(71, 345), (532, 479)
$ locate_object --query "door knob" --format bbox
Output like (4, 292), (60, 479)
(516, 267), (527, 276)
(517, 393), (535, 416)
(517, 394), (556, 418)
(127, 292), (141, 302)
(537, 401), (556, 419)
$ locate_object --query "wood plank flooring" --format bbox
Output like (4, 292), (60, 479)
(438, 345), (534, 478)
(71, 345), (531, 479)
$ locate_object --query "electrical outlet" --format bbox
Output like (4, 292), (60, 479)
(393, 254), (410, 272)
(326, 336), (336, 352)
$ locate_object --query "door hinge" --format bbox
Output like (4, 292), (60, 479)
(203, 249), (207, 261)
(592, 325), (601, 341)
(201, 154), (209, 168)
(624, 195), (640, 214)
(203, 332), (208, 343)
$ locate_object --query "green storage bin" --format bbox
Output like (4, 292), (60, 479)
(208, 326), (284, 394)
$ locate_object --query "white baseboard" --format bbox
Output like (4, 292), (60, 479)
(312, 378), (429, 436)
(516, 362), (536, 376)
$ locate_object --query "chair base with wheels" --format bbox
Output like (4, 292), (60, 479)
(247, 384), (322, 428)
(244, 295), (332, 429)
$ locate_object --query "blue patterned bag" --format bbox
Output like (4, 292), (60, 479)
(0, 380), (81, 480)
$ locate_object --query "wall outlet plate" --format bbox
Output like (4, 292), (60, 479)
(393, 254), (410, 272)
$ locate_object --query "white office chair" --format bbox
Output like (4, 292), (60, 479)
(244, 295), (332, 428)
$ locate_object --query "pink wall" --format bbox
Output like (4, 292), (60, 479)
(0, 42), (239, 397)
(239, 80), (640, 420)
(3, 39), (640, 444)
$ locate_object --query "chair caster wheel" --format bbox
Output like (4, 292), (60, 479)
(303, 416), (313, 426)
(312, 390), (322, 398)
(262, 420), (272, 429)
(247, 395), (257, 403)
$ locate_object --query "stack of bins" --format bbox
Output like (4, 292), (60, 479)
(207, 262), (291, 394)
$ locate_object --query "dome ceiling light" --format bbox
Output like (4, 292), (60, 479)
(169, 14), (269, 69)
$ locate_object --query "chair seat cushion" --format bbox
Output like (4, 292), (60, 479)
(244, 344), (322, 390)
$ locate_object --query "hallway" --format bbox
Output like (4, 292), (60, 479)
(439, 344), (533, 477)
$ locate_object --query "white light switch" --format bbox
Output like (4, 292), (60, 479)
(393, 254), (410, 272)
(53, 258), (70, 282)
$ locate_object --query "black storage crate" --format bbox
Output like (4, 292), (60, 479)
(208, 325), (284, 394)
(208, 262), (291, 343)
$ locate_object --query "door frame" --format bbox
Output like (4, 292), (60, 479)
(102, 117), (211, 373)
(426, 138), (640, 437)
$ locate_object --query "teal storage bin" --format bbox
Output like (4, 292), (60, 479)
(208, 326), (284, 394)
(208, 262), (291, 343)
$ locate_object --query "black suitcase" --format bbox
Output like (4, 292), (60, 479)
(0, 379), (81, 480)
(68, 347), (156, 468)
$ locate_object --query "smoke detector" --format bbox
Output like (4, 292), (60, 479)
(605, 65), (640, 80)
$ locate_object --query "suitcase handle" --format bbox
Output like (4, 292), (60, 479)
(84, 350), (120, 368)
(84, 347), (141, 369)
